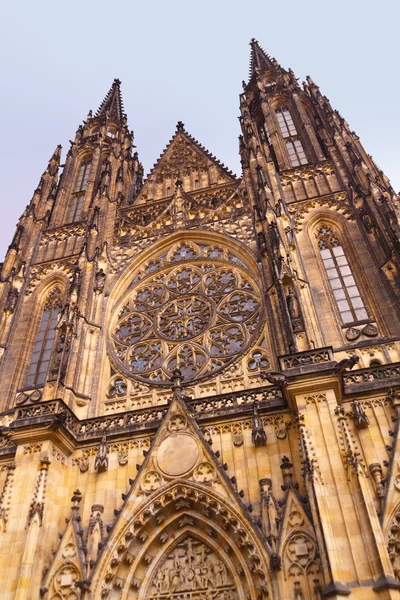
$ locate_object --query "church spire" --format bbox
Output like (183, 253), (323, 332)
(249, 38), (275, 76)
(95, 78), (125, 124)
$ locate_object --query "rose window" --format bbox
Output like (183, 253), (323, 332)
(110, 244), (264, 385)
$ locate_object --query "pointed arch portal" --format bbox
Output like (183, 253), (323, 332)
(91, 482), (273, 600)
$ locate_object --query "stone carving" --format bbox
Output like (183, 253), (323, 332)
(4, 286), (19, 314)
(141, 470), (163, 493)
(284, 532), (321, 593)
(15, 389), (42, 405)
(343, 363), (400, 388)
(252, 404), (267, 446)
(247, 348), (270, 371)
(388, 504), (400, 579)
(193, 462), (215, 483)
(62, 543), (76, 559)
(346, 327), (361, 341)
(280, 347), (333, 370)
(352, 400), (369, 429)
(148, 536), (237, 599)
(49, 562), (81, 599)
(107, 377), (127, 398)
(94, 433), (108, 472)
(286, 286), (303, 332)
(231, 430), (243, 446)
(78, 456), (89, 473)
(110, 248), (263, 385)
(362, 323), (378, 337)
(168, 414), (187, 432)
(393, 463), (400, 493)
(118, 449), (128, 466)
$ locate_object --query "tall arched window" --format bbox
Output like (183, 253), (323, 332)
(67, 160), (91, 223)
(74, 160), (91, 192)
(67, 195), (84, 224)
(275, 107), (308, 167)
(318, 226), (368, 324)
(25, 289), (62, 387)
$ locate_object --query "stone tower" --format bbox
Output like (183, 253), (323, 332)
(0, 41), (399, 599)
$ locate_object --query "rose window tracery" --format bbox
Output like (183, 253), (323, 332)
(110, 242), (264, 384)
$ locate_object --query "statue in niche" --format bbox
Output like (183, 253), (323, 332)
(94, 268), (106, 293)
(4, 286), (19, 314)
(94, 433), (108, 472)
(257, 231), (268, 258)
(286, 287), (299, 320)
(286, 286), (304, 332)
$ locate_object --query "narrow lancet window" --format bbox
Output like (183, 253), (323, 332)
(318, 226), (368, 324)
(25, 290), (61, 387)
(74, 161), (91, 192)
(67, 194), (84, 223)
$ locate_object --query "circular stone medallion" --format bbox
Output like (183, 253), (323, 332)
(157, 433), (199, 476)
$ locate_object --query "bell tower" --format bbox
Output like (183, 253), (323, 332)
(240, 39), (400, 354)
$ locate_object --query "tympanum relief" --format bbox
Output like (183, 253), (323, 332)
(147, 536), (237, 600)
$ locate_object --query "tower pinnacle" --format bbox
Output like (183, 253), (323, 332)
(249, 38), (275, 76)
(95, 78), (126, 124)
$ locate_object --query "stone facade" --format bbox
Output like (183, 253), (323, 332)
(0, 40), (399, 599)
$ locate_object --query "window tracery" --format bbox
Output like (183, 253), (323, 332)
(67, 160), (91, 224)
(74, 161), (91, 193)
(318, 226), (368, 324)
(110, 242), (263, 385)
(25, 289), (62, 388)
(275, 107), (308, 167)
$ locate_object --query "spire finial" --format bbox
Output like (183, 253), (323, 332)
(95, 78), (126, 124)
(176, 121), (185, 133)
(248, 38), (276, 79)
(171, 368), (184, 400)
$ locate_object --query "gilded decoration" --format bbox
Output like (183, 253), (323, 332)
(110, 241), (264, 385)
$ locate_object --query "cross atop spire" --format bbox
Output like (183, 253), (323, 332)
(95, 78), (126, 124)
(249, 38), (275, 77)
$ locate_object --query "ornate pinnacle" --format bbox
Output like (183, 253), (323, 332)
(171, 368), (184, 401)
(71, 489), (82, 508)
(176, 121), (185, 133)
(95, 78), (126, 124)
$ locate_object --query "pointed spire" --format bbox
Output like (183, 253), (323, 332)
(45, 144), (62, 177)
(95, 78), (126, 124)
(249, 38), (275, 77)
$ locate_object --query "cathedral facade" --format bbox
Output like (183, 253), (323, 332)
(0, 40), (400, 599)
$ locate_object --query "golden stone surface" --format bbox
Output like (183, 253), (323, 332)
(157, 434), (199, 476)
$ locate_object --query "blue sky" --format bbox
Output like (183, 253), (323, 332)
(0, 0), (399, 260)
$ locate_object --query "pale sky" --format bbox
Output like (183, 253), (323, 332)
(0, 0), (399, 261)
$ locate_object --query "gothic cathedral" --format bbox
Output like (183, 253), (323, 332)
(0, 40), (400, 600)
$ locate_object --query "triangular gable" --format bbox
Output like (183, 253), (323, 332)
(41, 490), (87, 596)
(134, 124), (238, 205)
(118, 369), (252, 510)
(89, 371), (273, 599)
